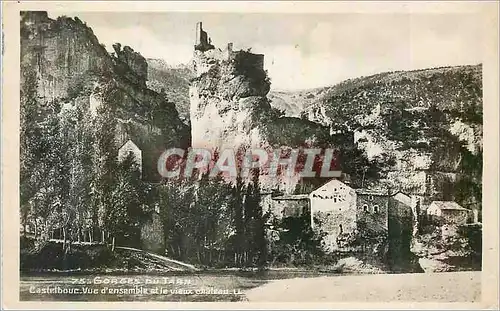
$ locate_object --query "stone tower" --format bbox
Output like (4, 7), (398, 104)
(189, 23), (270, 150)
(194, 22), (215, 52)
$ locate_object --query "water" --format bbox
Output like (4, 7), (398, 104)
(20, 270), (330, 301)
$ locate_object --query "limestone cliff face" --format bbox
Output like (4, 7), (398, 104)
(21, 11), (113, 102)
(21, 11), (190, 181)
(189, 47), (271, 149)
(300, 65), (483, 206)
(188, 33), (333, 151)
(188, 38), (334, 192)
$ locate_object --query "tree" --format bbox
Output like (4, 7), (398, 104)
(230, 175), (245, 266)
(268, 208), (326, 266)
(92, 84), (118, 234)
(105, 153), (148, 248)
(159, 178), (196, 261)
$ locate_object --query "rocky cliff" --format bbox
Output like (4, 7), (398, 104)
(21, 11), (190, 181)
(188, 38), (337, 192)
(272, 66), (483, 209)
(189, 46), (271, 149)
(146, 59), (193, 123)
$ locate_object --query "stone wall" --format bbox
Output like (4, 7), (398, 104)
(230, 51), (265, 77)
(440, 209), (470, 225)
(271, 199), (308, 218)
(387, 196), (415, 271)
(312, 195), (357, 251)
(356, 194), (389, 233)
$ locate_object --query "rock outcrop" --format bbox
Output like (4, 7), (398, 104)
(296, 65), (483, 206)
(112, 43), (148, 87)
(21, 11), (190, 181)
(189, 41), (272, 149)
(411, 222), (482, 272)
(188, 25), (338, 192)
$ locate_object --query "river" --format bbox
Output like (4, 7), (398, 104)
(20, 270), (332, 302)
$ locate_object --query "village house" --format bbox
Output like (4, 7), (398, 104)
(355, 189), (390, 234)
(118, 139), (143, 176)
(269, 194), (309, 218)
(309, 179), (357, 250)
(426, 201), (471, 225)
(300, 179), (414, 252)
(260, 178), (416, 252)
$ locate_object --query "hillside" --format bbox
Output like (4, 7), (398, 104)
(272, 65), (483, 209)
(20, 11), (190, 254)
(145, 49), (483, 206)
(269, 65), (481, 123)
(267, 88), (326, 117)
(302, 65), (482, 129)
(146, 58), (193, 122)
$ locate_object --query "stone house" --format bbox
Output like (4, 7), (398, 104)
(309, 179), (358, 251)
(355, 189), (390, 234)
(118, 139), (142, 176)
(269, 194), (309, 218)
(307, 179), (414, 252)
(427, 201), (470, 225)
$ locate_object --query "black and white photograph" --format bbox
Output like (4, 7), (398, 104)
(2, 1), (499, 308)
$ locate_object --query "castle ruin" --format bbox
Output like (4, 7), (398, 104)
(189, 22), (270, 150)
(193, 22), (264, 69)
(194, 22), (215, 52)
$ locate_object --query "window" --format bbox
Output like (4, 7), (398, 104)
(334, 198), (337, 203)
(374, 205), (379, 213)
(363, 204), (368, 212)
(369, 195), (374, 201)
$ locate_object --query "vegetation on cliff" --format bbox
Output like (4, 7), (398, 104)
(20, 12), (189, 260)
(20, 12), (482, 273)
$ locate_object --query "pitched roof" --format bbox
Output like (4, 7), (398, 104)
(355, 189), (390, 196)
(311, 179), (353, 195)
(119, 139), (140, 151)
(272, 194), (309, 201)
(430, 201), (469, 211)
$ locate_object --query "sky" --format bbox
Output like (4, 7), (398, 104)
(48, 11), (483, 91)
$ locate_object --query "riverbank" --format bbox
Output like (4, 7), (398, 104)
(20, 271), (481, 302)
(244, 271), (481, 302)
(20, 240), (200, 273)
